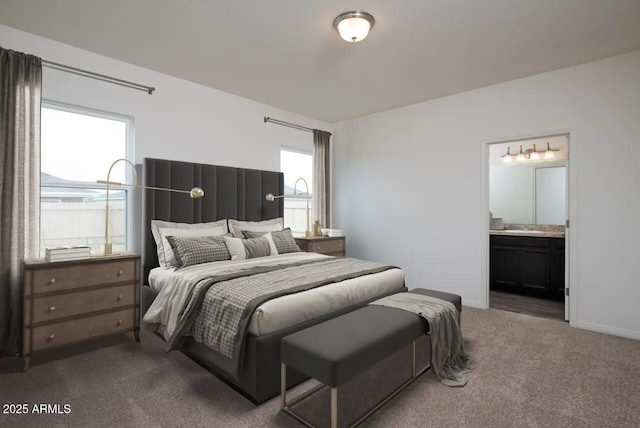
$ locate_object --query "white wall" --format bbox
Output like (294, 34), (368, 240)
(333, 50), (640, 339)
(0, 24), (331, 252)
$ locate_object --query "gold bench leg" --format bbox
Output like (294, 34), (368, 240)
(281, 339), (430, 428)
(412, 340), (416, 378)
(331, 387), (338, 428)
(281, 362), (287, 410)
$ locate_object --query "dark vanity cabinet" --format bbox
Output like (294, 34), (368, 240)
(490, 235), (565, 301)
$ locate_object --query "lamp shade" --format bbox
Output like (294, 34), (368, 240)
(544, 142), (555, 159)
(333, 11), (375, 43)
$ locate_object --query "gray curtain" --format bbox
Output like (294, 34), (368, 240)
(312, 129), (331, 227)
(0, 47), (42, 357)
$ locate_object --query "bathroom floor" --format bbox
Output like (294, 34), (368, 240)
(490, 290), (565, 321)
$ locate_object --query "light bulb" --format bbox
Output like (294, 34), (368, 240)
(530, 144), (540, 160)
(544, 142), (555, 159)
(503, 147), (513, 163)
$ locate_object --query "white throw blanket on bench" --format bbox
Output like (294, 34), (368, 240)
(370, 292), (472, 387)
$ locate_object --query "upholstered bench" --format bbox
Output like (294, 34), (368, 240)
(280, 288), (461, 428)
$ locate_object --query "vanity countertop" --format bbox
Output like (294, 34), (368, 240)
(490, 230), (565, 238)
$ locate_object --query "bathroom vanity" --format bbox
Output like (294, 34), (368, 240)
(490, 230), (565, 301)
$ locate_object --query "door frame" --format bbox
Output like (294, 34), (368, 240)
(480, 130), (577, 325)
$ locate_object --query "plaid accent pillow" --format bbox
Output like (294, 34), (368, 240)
(166, 235), (230, 267)
(243, 228), (301, 254)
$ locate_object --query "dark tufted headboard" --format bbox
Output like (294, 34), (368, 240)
(142, 158), (284, 283)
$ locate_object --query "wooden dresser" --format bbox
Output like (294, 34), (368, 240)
(22, 252), (140, 371)
(295, 236), (346, 256)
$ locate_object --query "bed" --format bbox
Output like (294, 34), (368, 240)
(140, 158), (406, 404)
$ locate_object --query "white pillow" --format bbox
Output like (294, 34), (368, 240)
(151, 219), (228, 267)
(224, 233), (278, 261)
(159, 226), (227, 268)
(228, 217), (284, 238)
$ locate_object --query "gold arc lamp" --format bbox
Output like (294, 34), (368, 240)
(266, 177), (312, 238)
(97, 159), (204, 255)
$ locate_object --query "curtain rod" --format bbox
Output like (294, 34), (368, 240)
(263, 116), (336, 136)
(42, 59), (155, 95)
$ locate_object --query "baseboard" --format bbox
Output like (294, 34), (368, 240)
(575, 321), (640, 341)
(461, 299), (487, 310)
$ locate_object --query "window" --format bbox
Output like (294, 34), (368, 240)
(280, 148), (313, 236)
(40, 102), (133, 255)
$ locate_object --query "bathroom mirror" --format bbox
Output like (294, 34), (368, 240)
(535, 166), (566, 225)
(489, 136), (567, 225)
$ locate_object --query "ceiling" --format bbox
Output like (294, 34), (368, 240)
(2, 0), (640, 123)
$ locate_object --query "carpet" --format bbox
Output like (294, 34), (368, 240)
(1, 307), (639, 428)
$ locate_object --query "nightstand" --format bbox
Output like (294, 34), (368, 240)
(22, 252), (140, 371)
(295, 236), (346, 256)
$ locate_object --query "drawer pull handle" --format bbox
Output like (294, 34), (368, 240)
(316, 246), (321, 251)
(338, 244), (342, 248)
(49, 306), (56, 312)
(48, 278), (56, 285)
(48, 334), (55, 341)
(117, 270), (124, 276)
(117, 294), (123, 301)
(116, 319), (122, 326)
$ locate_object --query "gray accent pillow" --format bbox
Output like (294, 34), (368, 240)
(243, 228), (301, 254)
(242, 236), (272, 259)
(224, 234), (278, 261)
(166, 235), (230, 267)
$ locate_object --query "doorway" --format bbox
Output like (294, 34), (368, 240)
(485, 134), (570, 321)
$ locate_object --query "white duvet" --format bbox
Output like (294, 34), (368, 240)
(143, 253), (405, 339)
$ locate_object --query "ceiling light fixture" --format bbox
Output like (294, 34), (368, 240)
(333, 11), (375, 43)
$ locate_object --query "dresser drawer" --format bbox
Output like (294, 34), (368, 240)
(32, 259), (136, 294)
(32, 284), (135, 324)
(310, 239), (344, 255)
(32, 308), (134, 351)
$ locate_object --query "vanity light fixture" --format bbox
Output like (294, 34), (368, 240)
(502, 142), (559, 164)
(333, 11), (375, 42)
(502, 147), (513, 163)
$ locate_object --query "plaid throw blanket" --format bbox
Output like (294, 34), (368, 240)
(168, 257), (397, 378)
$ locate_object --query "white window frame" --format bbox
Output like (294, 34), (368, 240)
(40, 100), (135, 252)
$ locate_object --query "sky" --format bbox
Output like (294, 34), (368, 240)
(41, 107), (128, 184)
(280, 149), (313, 194)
